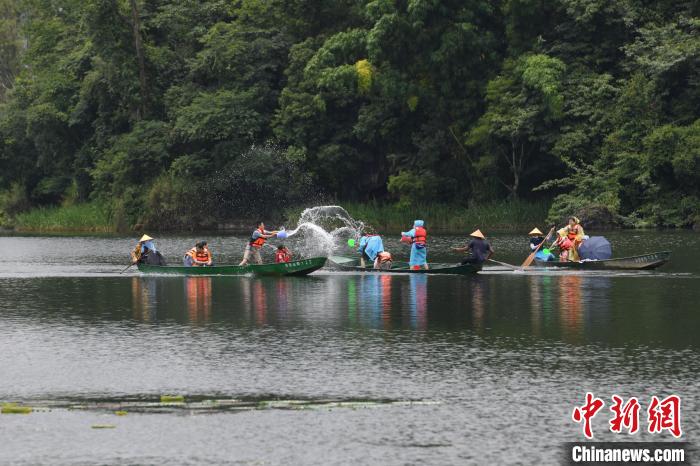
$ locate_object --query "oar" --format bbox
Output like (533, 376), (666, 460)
(487, 259), (519, 269)
(120, 262), (135, 274)
(521, 226), (556, 268)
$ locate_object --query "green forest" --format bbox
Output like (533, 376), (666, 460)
(0, 0), (698, 231)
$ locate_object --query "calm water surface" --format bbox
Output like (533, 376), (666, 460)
(0, 231), (698, 465)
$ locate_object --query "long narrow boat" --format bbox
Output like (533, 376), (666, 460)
(534, 251), (670, 270)
(137, 257), (327, 276)
(329, 256), (481, 275)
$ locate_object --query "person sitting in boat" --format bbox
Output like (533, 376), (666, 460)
(528, 228), (545, 251)
(402, 220), (429, 270)
(275, 245), (292, 263)
(357, 233), (385, 267)
(239, 221), (278, 266)
(556, 216), (585, 261)
(452, 229), (494, 265)
(184, 241), (213, 267)
(374, 251), (393, 270)
(130, 234), (167, 266)
(529, 227), (555, 261)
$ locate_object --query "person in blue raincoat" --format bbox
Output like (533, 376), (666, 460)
(402, 220), (428, 270)
(357, 233), (384, 267)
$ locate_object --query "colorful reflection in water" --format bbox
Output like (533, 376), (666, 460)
(185, 277), (212, 323)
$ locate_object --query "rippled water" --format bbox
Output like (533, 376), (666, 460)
(0, 231), (698, 465)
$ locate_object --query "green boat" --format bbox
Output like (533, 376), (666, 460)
(534, 251), (670, 270)
(137, 257), (327, 276)
(329, 256), (481, 275)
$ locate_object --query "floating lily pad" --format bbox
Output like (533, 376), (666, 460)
(1, 403), (33, 414)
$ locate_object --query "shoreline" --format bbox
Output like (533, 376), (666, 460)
(4, 200), (697, 236)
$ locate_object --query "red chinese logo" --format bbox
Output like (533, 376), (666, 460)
(609, 395), (640, 434)
(648, 395), (682, 438)
(572, 392), (605, 439)
(572, 393), (682, 439)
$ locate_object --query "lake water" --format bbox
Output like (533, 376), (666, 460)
(0, 231), (698, 465)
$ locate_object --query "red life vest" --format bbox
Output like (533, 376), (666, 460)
(556, 237), (573, 250)
(566, 225), (580, 241)
(249, 228), (266, 248)
(275, 248), (292, 263)
(413, 226), (427, 245)
(187, 247), (211, 264)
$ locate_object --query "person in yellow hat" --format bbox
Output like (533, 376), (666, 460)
(528, 227), (545, 252)
(452, 229), (494, 265)
(130, 234), (166, 265)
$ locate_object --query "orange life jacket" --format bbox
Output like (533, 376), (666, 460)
(275, 248), (291, 263)
(249, 228), (266, 248)
(413, 226), (427, 245)
(187, 247), (211, 264)
(566, 225), (580, 240)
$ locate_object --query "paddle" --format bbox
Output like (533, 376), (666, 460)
(120, 262), (135, 274)
(521, 226), (556, 268)
(488, 259), (519, 269)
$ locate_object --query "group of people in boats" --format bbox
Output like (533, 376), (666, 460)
(130, 216), (587, 268)
(130, 221), (293, 267)
(528, 216), (586, 262)
(355, 219), (495, 270)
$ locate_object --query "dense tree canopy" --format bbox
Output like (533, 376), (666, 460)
(0, 0), (698, 228)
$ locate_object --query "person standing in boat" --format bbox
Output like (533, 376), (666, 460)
(555, 216), (585, 261)
(402, 220), (429, 270)
(184, 241), (213, 267)
(453, 229), (494, 265)
(239, 221), (278, 266)
(357, 233), (385, 267)
(130, 234), (166, 265)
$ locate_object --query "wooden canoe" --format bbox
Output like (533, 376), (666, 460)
(329, 256), (481, 275)
(534, 251), (670, 270)
(137, 257), (327, 276)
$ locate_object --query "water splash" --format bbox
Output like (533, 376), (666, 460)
(282, 206), (366, 257)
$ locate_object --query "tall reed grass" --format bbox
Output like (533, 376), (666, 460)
(13, 203), (113, 233)
(341, 200), (550, 234)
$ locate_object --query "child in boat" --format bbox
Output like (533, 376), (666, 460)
(374, 251), (393, 270)
(275, 245), (292, 263)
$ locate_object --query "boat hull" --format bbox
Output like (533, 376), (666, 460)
(137, 257), (327, 276)
(534, 251), (670, 270)
(329, 256), (481, 275)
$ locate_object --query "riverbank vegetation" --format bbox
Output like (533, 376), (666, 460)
(0, 0), (698, 231)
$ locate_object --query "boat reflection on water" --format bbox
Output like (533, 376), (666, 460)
(408, 274), (428, 331)
(469, 276), (488, 330)
(558, 275), (584, 342)
(128, 272), (611, 341)
(131, 277), (158, 322)
(185, 277), (212, 323)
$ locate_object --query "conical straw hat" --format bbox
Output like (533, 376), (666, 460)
(139, 234), (154, 242)
(528, 227), (543, 236)
(470, 229), (485, 239)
